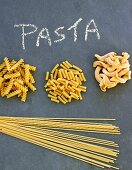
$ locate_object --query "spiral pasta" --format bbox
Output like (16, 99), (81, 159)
(93, 52), (131, 92)
(4, 57), (11, 71)
(0, 57), (36, 102)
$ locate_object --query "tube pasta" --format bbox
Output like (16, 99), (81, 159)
(0, 57), (36, 102)
(44, 61), (87, 104)
(93, 52), (131, 91)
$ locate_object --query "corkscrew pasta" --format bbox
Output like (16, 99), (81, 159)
(44, 61), (87, 104)
(0, 57), (36, 102)
(93, 52), (131, 92)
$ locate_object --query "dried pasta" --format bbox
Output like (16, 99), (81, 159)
(44, 61), (87, 104)
(0, 57), (36, 102)
(0, 116), (120, 170)
(93, 52), (131, 92)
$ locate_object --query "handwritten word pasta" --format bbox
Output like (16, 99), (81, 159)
(0, 57), (36, 102)
(44, 61), (87, 104)
(93, 52), (131, 92)
(0, 116), (120, 170)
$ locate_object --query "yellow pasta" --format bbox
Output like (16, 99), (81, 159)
(63, 61), (70, 69)
(81, 73), (87, 82)
(51, 98), (60, 103)
(14, 82), (28, 93)
(72, 65), (82, 72)
(4, 72), (20, 79)
(10, 58), (24, 71)
(51, 64), (59, 74)
(48, 94), (57, 100)
(29, 73), (35, 83)
(0, 116), (120, 170)
(29, 65), (36, 71)
(15, 78), (24, 85)
(26, 82), (36, 91)
(44, 61), (87, 104)
(0, 67), (7, 77)
(7, 90), (21, 98)
(0, 62), (6, 71)
(93, 52), (131, 92)
(21, 91), (27, 102)
(50, 74), (53, 79)
(58, 96), (66, 104)
(3, 79), (14, 96)
(4, 57), (11, 71)
(53, 69), (58, 79)
(0, 77), (3, 88)
(0, 57), (36, 102)
(65, 60), (72, 68)
(49, 91), (57, 96)
(25, 64), (30, 83)
(45, 72), (49, 80)
(60, 64), (68, 70)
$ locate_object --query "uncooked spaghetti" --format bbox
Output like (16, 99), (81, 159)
(0, 116), (120, 170)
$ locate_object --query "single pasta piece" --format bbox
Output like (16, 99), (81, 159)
(15, 78), (24, 85)
(4, 57), (11, 71)
(26, 82), (36, 91)
(93, 52), (131, 92)
(29, 73), (35, 83)
(21, 92), (27, 102)
(45, 72), (49, 80)
(51, 98), (60, 103)
(0, 62), (6, 71)
(10, 58), (24, 71)
(0, 57), (36, 102)
(0, 77), (3, 88)
(3, 79), (14, 96)
(29, 65), (36, 71)
(44, 60), (87, 104)
(51, 64), (59, 74)
(4, 72), (20, 79)
(7, 90), (21, 98)
(25, 64), (30, 83)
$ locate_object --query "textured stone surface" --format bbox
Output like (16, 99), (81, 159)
(0, 0), (132, 170)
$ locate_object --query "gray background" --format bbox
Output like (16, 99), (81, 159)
(0, 0), (132, 170)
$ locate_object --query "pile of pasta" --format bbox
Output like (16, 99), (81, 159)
(0, 116), (120, 170)
(93, 52), (131, 92)
(0, 57), (36, 102)
(45, 61), (87, 104)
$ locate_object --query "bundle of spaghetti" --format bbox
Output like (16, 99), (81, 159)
(44, 60), (87, 104)
(93, 52), (131, 92)
(0, 116), (120, 170)
(0, 116), (120, 134)
(0, 57), (36, 102)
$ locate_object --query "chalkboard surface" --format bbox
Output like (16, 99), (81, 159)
(0, 1), (132, 170)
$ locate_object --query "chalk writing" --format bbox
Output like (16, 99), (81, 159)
(54, 26), (65, 43)
(67, 18), (83, 42)
(14, 18), (100, 50)
(85, 19), (100, 41)
(36, 28), (52, 47)
(14, 24), (38, 50)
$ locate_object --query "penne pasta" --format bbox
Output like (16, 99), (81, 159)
(44, 61), (87, 104)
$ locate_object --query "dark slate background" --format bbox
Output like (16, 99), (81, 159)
(0, 0), (132, 170)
